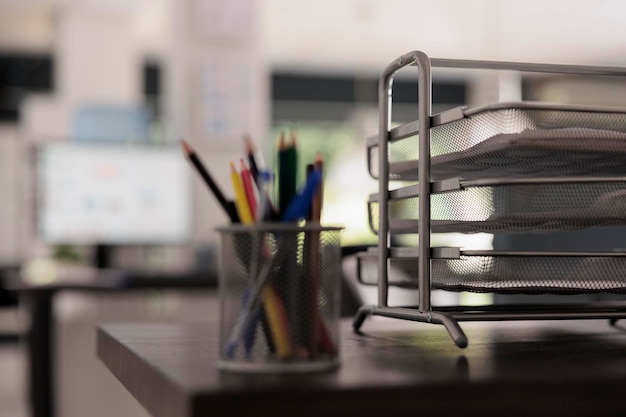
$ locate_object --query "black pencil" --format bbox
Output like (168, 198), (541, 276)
(181, 139), (240, 223)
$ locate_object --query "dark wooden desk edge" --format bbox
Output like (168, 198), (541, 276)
(97, 326), (190, 417)
(98, 321), (626, 417)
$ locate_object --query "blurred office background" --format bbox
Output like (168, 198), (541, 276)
(2, 0), (626, 416)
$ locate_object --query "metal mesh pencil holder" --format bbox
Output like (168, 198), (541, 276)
(216, 223), (343, 373)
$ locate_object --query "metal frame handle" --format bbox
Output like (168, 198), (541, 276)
(378, 51), (432, 311)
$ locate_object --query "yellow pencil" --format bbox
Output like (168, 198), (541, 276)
(262, 286), (292, 359)
(232, 161), (292, 357)
(230, 161), (254, 224)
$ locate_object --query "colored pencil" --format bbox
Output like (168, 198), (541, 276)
(229, 161), (254, 224)
(278, 133), (297, 217)
(309, 152), (331, 355)
(282, 169), (322, 222)
(235, 160), (287, 357)
(262, 286), (293, 359)
(243, 134), (260, 185)
(256, 170), (274, 222)
(240, 159), (258, 220)
(311, 152), (324, 223)
(181, 140), (239, 223)
(224, 234), (291, 357)
(241, 289), (259, 357)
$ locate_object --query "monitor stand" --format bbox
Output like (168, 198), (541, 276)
(94, 244), (114, 269)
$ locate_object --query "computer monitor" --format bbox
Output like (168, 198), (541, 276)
(36, 143), (192, 249)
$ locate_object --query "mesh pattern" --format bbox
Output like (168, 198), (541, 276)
(434, 255), (626, 294)
(367, 107), (626, 181)
(368, 133), (419, 180)
(434, 108), (626, 155)
(357, 251), (626, 294)
(432, 126), (626, 180)
(368, 181), (626, 234)
(358, 253), (418, 287)
(218, 226), (342, 371)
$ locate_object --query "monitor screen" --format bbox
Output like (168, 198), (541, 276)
(37, 143), (192, 244)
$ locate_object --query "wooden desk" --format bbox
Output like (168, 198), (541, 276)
(7, 270), (215, 417)
(98, 318), (626, 417)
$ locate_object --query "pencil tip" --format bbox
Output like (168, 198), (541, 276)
(229, 161), (237, 171)
(315, 151), (323, 170)
(279, 132), (286, 149)
(181, 139), (193, 155)
(243, 135), (254, 153)
(289, 128), (297, 147)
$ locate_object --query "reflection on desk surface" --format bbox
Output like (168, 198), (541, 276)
(347, 318), (626, 384)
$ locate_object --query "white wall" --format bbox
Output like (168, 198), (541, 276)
(259, 0), (626, 73)
(165, 0), (267, 248)
(57, 7), (141, 106)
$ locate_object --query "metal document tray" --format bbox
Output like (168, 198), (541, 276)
(357, 247), (626, 294)
(367, 178), (626, 234)
(354, 51), (626, 349)
(367, 102), (626, 181)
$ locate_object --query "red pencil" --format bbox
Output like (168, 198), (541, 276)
(240, 159), (258, 221)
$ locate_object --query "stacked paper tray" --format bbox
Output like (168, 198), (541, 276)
(357, 247), (626, 294)
(367, 102), (626, 181)
(367, 179), (626, 234)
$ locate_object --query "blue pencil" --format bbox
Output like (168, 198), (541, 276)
(282, 169), (322, 222)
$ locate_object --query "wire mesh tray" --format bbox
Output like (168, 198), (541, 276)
(367, 102), (626, 181)
(368, 179), (626, 234)
(357, 248), (626, 294)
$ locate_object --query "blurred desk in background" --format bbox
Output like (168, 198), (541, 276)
(0, 265), (20, 341)
(7, 267), (216, 417)
(99, 318), (626, 417)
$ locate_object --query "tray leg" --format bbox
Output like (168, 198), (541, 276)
(429, 311), (468, 348)
(353, 306), (468, 348)
(353, 305), (375, 331)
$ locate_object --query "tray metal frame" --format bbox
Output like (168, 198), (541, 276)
(353, 51), (626, 348)
(366, 176), (626, 234)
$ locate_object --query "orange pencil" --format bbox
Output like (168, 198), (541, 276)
(311, 152), (324, 223)
(308, 152), (333, 355)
